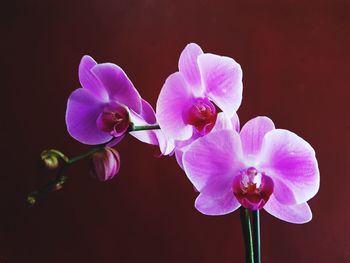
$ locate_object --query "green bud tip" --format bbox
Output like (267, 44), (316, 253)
(53, 183), (63, 191)
(27, 195), (36, 206)
(41, 149), (69, 170)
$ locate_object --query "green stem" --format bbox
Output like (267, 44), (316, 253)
(239, 207), (254, 263)
(28, 145), (105, 205)
(44, 149), (69, 163)
(130, 124), (160, 131)
(28, 124), (161, 205)
(68, 145), (104, 164)
(252, 210), (261, 263)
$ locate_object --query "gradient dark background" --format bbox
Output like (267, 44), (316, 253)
(1, 0), (349, 262)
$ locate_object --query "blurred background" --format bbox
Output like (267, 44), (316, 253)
(1, 0), (349, 262)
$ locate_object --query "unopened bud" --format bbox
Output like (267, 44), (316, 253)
(53, 176), (67, 191)
(27, 195), (36, 206)
(53, 183), (63, 191)
(90, 147), (121, 182)
(41, 149), (68, 170)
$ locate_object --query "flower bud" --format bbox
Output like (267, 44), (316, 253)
(53, 183), (63, 191)
(52, 176), (67, 191)
(27, 195), (36, 206)
(41, 149), (68, 170)
(90, 147), (121, 182)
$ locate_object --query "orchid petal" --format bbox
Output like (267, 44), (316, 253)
(78, 56), (108, 101)
(156, 72), (193, 141)
(66, 88), (112, 144)
(129, 110), (158, 145)
(175, 148), (185, 169)
(240, 116), (275, 157)
(140, 99), (157, 124)
(264, 195), (312, 224)
(174, 136), (197, 169)
(106, 135), (125, 147)
(198, 53), (243, 117)
(91, 63), (142, 113)
(129, 104), (174, 153)
(156, 131), (175, 155)
(259, 129), (320, 204)
(195, 192), (241, 216)
(212, 112), (240, 133)
(231, 112), (240, 132)
(178, 43), (204, 95)
(132, 100), (175, 154)
(269, 177), (296, 205)
(183, 130), (244, 197)
(175, 112), (239, 170)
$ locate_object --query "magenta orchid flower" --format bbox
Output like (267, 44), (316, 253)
(66, 55), (161, 147)
(156, 43), (243, 154)
(183, 116), (319, 224)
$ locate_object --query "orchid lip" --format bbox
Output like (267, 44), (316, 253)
(183, 97), (218, 136)
(232, 167), (274, 210)
(96, 102), (130, 137)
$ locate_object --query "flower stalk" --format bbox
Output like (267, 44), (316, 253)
(130, 124), (160, 131)
(28, 124), (161, 205)
(252, 210), (261, 263)
(239, 207), (254, 263)
(68, 145), (105, 164)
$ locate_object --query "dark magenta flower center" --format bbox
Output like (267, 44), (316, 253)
(96, 102), (130, 137)
(184, 97), (217, 135)
(232, 167), (274, 210)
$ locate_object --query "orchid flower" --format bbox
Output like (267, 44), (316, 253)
(183, 116), (319, 224)
(66, 55), (162, 148)
(156, 43), (243, 155)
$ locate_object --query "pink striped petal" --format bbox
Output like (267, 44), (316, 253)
(264, 195), (312, 224)
(78, 56), (108, 101)
(195, 192), (241, 216)
(175, 112), (238, 169)
(178, 43), (204, 95)
(198, 53), (243, 117)
(91, 63), (142, 113)
(156, 72), (194, 141)
(240, 116), (275, 157)
(259, 129), (320, 204)
(271, 177), (297, 205)
(140, 99), (157, 124)
(156, 131), (175, 156)
(212, 112), (240, 133)
(174, 136), (198, 169)
(183, 130), (244, 197)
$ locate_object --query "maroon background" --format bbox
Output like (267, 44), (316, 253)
(2, 0), (349, 262)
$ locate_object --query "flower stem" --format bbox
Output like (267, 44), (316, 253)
(252, 210), (261, 263)
(68, 145), (105, 164)
(130, 124), (160, 131)
(28, 124), (161, 205)
(239, 207), (254, 263)
(28, 145), (105, 205)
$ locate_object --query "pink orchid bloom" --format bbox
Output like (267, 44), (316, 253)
(156, 43), (243, 155)
(183, 116), (320, 224)
(66, 55), (165, 149)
